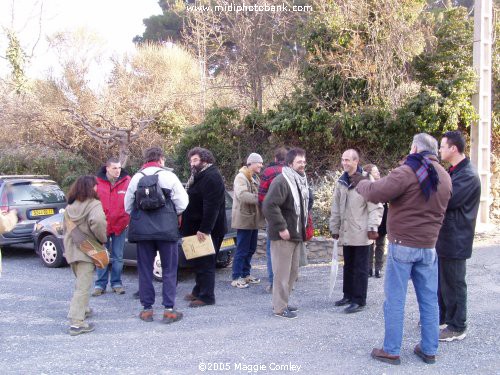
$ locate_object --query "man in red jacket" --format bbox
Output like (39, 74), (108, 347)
(92, 157), (131, 296)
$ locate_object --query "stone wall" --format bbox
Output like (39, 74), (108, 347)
(254, 232), (342, 262)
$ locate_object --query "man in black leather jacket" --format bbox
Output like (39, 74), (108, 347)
(436, 131), (481, 342)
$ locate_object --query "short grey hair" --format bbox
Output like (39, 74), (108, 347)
(412, 133), (438, 154)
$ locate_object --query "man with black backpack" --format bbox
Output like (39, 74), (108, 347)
(124, 147), (189, 324)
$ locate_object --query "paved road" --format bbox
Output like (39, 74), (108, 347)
(0, 242), (499, 375)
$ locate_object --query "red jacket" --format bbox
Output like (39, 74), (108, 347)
(96, 166), (131, 236)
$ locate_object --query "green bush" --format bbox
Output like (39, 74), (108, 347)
(0, 147), (93, 191)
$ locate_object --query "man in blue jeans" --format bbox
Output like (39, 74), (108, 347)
(355, 133), (451, 365)
(231, 153), (265, 289)
(92, 157), (131, 296)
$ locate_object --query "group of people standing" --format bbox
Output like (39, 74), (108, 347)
(62, 131), (481, 367)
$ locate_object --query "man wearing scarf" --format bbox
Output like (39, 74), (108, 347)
(124, 147), (188, 324)
(355, 133), (452, 365)
(181, 147), (227, 307)
(263, 148), (309, 319)
(329, 149), (383, 314)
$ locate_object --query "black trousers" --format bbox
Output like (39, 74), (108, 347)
(438, 257), (467, 332)
(191, 236), (224, 304)
(368, 234), (386, 272)
(343, 245), (370, 305)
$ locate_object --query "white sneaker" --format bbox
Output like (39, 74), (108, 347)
(244, 275), (261, 284)
(231, 277), (249, 289)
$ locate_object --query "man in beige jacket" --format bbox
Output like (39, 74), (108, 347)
(231, 153), (265, 288)
(0, 210), (18, 276)
(329, 149), (383, 313)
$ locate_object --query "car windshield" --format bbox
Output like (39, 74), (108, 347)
(7, 182), (66, 205)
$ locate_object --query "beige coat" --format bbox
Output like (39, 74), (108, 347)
(0, 211), (17, 234)
(329, 180), (383, 246)
(63, 199), (108, 264)
(231, 166), (265, 230)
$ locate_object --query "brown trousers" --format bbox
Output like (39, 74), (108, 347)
(271, 240), (301, 314)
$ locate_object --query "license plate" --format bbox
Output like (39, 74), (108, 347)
(31, 208), (55, 217)
(221, 238), (235, 248)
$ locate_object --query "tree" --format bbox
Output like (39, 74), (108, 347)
(3, 32), (202, 168)
(139, 0), (309, 113)
(304, 0), (427, 109)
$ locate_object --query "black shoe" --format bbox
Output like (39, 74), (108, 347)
(344, 303), (365, 314)
(133, 291), (140, 299)
(368, 269), (373, 277)
(274, 308), (297, 319)
(375, 270), (382, 278)
(334, 297), (351, 307)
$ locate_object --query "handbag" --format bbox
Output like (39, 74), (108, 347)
(305, 212), (314, 241)
(64, 212), (110, 269)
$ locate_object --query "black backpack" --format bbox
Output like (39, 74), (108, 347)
(134, 170), (167, 210)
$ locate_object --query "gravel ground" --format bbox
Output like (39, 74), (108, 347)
(0, 240), (499, 375)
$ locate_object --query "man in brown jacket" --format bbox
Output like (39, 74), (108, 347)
(354, 133), (452, 365)
(263, 148), (309, 319)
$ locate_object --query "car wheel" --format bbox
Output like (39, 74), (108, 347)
(216, 251), (232, 268)
(39, 235), (66, 268)
(153, 251), (162, 281)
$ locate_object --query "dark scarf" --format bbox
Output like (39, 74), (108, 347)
(339, 166), (363, 190)
(404, 151), (440, 201)
(185, 163), (213, 190)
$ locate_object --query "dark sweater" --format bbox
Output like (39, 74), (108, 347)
(181, 165), (227, 238)
(436, 158), (481, 259)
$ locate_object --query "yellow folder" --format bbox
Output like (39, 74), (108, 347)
(181, 234), (215, 260)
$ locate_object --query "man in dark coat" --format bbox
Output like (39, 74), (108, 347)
(436, 131), (481, 342)
(181, 147), (227, 307)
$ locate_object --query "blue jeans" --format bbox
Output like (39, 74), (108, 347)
(383, 243), (439, 356)
(266, 228), (273, 284)
(95, 231), (126, 290)
(232, 229), (258, 280)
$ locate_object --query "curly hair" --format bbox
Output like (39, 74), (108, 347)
(187, 147), (216, 164)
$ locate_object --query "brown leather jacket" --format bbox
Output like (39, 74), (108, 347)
(356, 156), (451, 249)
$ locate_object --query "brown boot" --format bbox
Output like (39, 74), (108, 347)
(371, 348), (401, 365)
(139, 309), (154, 322)
(162, 308), (183, 324)
(184, 293), (197, 301)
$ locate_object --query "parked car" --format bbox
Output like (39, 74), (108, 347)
(0, 175), (66, 247)
(33, 191), (237, 280)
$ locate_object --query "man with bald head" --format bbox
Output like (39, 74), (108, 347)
(329, 149), (383, 314)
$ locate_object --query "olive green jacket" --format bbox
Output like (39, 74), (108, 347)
(63, 199), (108, 264)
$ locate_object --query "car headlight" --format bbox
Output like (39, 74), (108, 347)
(35, 223), (43, 231)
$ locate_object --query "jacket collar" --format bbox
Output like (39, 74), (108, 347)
(339, 166), (362, 189)
(449, 157), (470, 175)
(96, 166), (129, 183)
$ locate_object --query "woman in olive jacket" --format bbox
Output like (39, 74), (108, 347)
(63, 175), (107, 336)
